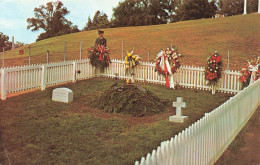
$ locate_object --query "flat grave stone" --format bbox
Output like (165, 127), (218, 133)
(52, 87), (73, 103)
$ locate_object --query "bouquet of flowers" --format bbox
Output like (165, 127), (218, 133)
(155, 48), (182, 76)
(204, 51), (222, 86)
(125, 50), (141, 75)
(88, 45), (111, 72)
(239, 56), (260, 87)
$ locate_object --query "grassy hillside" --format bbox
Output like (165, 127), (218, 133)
(3, 13), (260, 70)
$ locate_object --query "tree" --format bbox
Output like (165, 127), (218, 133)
(14, 41), (25, 48)
(83, 11), (110, 31)
(218, 0), (243, 16)
(174, 0), (217, 21)
(0, 32), (12, 51)
(27, 1), (79, 41)
(218, 0), (257, 16)
(83, 17), (94, 31)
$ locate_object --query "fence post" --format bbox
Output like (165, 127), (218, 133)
(170, 74), (175, 88)
(122, 41), (124, 61)
(148, 50), (150, 62)
(29, 45), (31, 65)
(80, 41), (82, 60)
(1, 69), (7, 100)
(64, 42), (67, 62)
(46, 50), (49, 63)
(41, 65), (47, 91)
(2, 47), (4, 68)
(73, 61), (76, 83)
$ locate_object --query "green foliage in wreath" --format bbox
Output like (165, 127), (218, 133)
(88, 46), (111, 72)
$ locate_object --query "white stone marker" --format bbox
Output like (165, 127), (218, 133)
(169, 97), (188, 123)
(52, 88), (73, 103)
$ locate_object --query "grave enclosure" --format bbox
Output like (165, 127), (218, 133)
(0, 59), (259, 165)
(0, 59), (243, 100)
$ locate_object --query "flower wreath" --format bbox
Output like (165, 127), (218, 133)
(125, 50), (141, 75)
(155, 48), (182, 76)
(239, 56), (260, 88)
(204, 51), (222, 86)
(88, 45), (111, 72)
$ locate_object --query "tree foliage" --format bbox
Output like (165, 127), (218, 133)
(112, 0), (175, 26)
(112, 0), (218, 26)
(173, 0), (217, 21)
(218, 0), (258, 16)
(27, 1), (79, 41)
(83, 11), (110, 31)
(0, 32), (12, 51)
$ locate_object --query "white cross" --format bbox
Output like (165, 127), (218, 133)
(172, 97), (186, 116)
(169, 97), (188, 123)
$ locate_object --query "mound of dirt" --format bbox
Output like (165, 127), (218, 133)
(92, 84), (167, 117)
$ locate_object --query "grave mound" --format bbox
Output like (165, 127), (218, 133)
(93, 84), (167, 117)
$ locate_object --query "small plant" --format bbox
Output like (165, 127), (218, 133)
(175, 82), (181, 90)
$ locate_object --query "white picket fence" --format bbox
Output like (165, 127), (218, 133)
(0, 59), (259, 165)
(0, 59), (242, 100)
(135, 79), (260, 165)
(104, 60), (241, 93)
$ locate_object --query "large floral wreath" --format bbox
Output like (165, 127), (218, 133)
(154, 48), (181, 88)
(88, 45), (111, 72)
(155, 48), (181, 76)
(125, 50), (141, 75)
(239, 56), (260, 88)
(204, 51), (222, 86)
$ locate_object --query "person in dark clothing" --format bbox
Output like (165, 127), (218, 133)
(95, 30), (107, 47)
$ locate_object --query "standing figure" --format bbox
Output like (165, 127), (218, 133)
(95, 30), (107, 47)
(88, 29), (110, 72)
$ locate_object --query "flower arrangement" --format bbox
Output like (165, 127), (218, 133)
(155, 48), (182, 76)
(88, 45), (111, 72)
(125, 50), (141, 75)
(204, 51), (222, 86)
(239, 56), (260, 87)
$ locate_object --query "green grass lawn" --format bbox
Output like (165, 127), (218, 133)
(0, 78), (232, 164)
(4, 13), (260, 70)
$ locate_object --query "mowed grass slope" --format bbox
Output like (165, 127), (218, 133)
(4, 13), (260, 69)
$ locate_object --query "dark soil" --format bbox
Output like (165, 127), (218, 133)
(90, 84), (167, 117)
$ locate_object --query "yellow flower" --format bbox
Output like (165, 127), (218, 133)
(125, 57), (128, 61)
(132, 55), (136, 59)
(127, 53), (131, 57)
(125, 61), (129, 64)
(126, 79), (130, 84)
(135, 58), (138, 61)
(126, 65), (130, 68)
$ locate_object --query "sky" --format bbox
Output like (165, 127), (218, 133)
(0, 0), (121, 44)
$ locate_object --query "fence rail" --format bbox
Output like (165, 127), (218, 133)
(135, 79), (260, 165)
(1, 59), (242, 100)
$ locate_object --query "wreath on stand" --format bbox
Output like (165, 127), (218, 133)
(204, 51), (222, 86)
(155, 48), (182, 76)
(88, 45), (111, 72)
(239, 56), (260, 88)
(154, 48), (182, 88)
